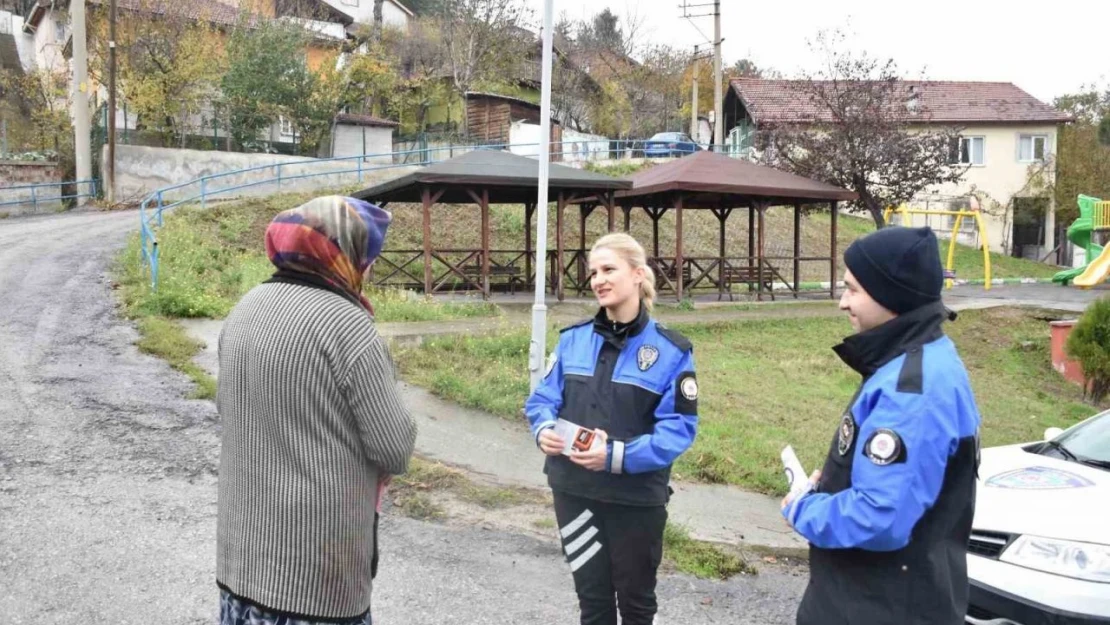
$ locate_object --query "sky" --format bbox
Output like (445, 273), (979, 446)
(534, 0), (1109, 104)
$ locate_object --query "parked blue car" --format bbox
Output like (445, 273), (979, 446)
(642, 132), (702, 158)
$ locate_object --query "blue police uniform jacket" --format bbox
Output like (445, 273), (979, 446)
(524, 305), (698, 506)
(784, 302), (982, 625)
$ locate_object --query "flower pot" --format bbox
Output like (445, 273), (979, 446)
(1049, 320), (1087, 387)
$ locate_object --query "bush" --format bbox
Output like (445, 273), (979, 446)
(1066, 296), (1110, 402)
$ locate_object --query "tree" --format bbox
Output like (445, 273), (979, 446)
(372, 0), (385, 42)
(0, 67), (71, 155)
(580, 9), (623, 53)
(728, 58), (778, 79)
(221, 18), (311, 150)
(88, 2), (225, 147)
(433, 0), (531, 135)
(757, 34), (967, 229)
(1053, 87), (1110, 222)
(590, 79), (632, 139)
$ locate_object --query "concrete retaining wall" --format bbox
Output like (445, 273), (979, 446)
(106, 145), (417, 205)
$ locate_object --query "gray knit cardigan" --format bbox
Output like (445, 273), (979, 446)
(216, 282), (417, 618)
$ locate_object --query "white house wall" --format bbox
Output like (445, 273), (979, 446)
(318, 0), (409, 28)
(904, 122), (1061, 257)
(331, 124), (393, 163)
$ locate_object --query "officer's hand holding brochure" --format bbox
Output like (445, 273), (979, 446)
(553, 418), (604, 456)
(781, 445), (811, 498)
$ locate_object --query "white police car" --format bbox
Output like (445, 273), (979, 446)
(967, 409), (1110, 624)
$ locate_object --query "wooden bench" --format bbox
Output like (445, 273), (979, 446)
(462, 264), (523, 293)
(657, 264), (692, 290)
(720, 265), (776, 301)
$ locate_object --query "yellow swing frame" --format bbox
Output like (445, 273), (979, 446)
(882, 205), (992, 290)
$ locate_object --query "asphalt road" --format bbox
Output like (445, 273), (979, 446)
(0, 209), (807, 624)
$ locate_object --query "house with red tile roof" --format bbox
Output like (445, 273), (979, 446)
(723, 78), (1074, 261)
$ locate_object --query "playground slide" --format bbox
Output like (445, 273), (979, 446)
(1073, 244), (1110, 288)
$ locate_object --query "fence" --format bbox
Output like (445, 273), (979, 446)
(0, 179), (98, 213)
(133, 139), (729, 290)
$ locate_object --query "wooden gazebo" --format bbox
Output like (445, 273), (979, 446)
(352, 150), (632, 299)
(588, 151), (858, 302)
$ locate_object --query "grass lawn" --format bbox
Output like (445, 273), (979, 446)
(114, 193), (500, 399)
(396, 306), (1107, 495)
(116, 192), (502, 322)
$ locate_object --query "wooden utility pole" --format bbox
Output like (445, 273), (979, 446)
(107, 0), (117, 203)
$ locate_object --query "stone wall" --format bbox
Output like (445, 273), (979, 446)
(0, 161), (66, 217)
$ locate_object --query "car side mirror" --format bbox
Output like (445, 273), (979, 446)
(1044, 427), (1064, 441)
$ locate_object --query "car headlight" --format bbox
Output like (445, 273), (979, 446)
(1000, 534), (1110, 583)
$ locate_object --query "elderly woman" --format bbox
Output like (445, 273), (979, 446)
(215, 196), (417, 625)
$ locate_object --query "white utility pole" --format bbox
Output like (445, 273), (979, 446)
(528, 0), (555, 393)
(71, 0), (92, 205)
(712, 0), (723, 149)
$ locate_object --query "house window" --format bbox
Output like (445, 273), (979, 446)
(279, 116), (294, 138)
(1018, 134), (1048, 162)
(946, 214), (977, 234)
(950, 136), (985, 166)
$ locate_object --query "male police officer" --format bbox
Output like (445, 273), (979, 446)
(782, 226), (981, 625)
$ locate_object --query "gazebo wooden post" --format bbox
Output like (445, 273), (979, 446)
(793, 202), (802, 297)
(606, 192), (615, 232)
(557, 191), (566, 301)
(747, 203), (756, 275)
(676, 195), (685, 302)
(622, 205), (632, 232)
(715, 205), (730, 300)
(578, 204), (591, 293)
(481, 188), (490, 300)
(650, 207), (661, 259)
(757, 201), (767, 302)
(830, 200), (839, 300)
(422, 187), (432, 294)
(524, 202), (535, 290)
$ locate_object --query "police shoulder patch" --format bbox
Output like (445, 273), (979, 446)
(864, 428), (905, 466)
(656, 323), (693, 352)
(559, 318), (593, 333)
(675, 371), (698, 414)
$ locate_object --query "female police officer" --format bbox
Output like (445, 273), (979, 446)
(524, 233), (698, 625)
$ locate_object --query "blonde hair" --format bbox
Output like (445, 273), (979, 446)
(589, 233), (656, 311)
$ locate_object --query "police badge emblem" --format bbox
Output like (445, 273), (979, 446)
(637, 345), (659, 371)
(865, 428), (902, 465)
(680, 376), (698, 401)
(837, 414), (856, 456)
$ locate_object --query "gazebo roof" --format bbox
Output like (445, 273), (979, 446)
(352, 149), (632, 204)
(615, 151), (858, 207)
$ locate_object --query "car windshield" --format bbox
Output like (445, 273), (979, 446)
(650, 133), (681, 141)
(1053, 411), (1110, 467)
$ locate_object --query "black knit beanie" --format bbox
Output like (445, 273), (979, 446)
(843, 226), (943, 315)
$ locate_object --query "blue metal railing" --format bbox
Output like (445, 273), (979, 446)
(0, 179), (99, 212)
(138, 139), (734, 290)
